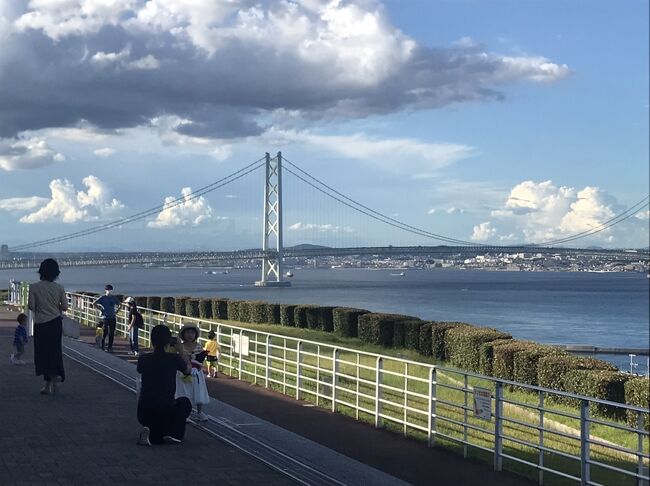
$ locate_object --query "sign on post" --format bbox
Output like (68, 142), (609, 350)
(473, 387), (492, 420)
(233, 334), (250, 357)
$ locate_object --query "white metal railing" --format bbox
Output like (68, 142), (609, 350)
(7, 284), (650, 485)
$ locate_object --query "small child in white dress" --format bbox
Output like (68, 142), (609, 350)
(175, 323), (210, 421)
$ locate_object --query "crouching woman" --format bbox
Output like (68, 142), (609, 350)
(136, 325), (192, 446)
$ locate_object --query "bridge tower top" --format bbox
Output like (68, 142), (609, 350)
(255, 152), (290, 287)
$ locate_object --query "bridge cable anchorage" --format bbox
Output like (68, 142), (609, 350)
(284, 157), (650, 250)
(9, 156), (267, 252)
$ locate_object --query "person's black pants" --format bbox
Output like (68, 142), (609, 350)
(137, 398), (192, 444)
(102, 318), (116, 350)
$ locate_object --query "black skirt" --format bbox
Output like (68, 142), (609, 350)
(33, 316), (65, 382)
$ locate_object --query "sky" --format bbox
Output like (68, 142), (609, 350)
(0, 0), (648, 251)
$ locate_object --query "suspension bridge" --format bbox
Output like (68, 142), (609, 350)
(1, 153), (648, 285)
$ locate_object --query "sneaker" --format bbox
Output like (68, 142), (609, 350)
(10, 355), (16, 365)
(195, 411), (209, 422)
(162, 435), (182, 444)
(137, 427), (151, 446)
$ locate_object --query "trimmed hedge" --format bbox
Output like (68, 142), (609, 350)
(264, 303), (281, 324)
(227, 300), (245, 322)
(294, 305), (318, 328)
(280, 304), (297, 327)
(493, 340), (537, 381)
(393, 319), (422, 348)
(185, 299), (200, 318)
(332, 308), (368, 337)
(563, 370), (630, 420)
(418, 322), (433, 356)
(198, 299), (212, 319)
(174, 297), (189, 316)
(479, 339), (513, 376)
(431, 321), (470, 361)
(160, 297), (175, 313)
(306, 306), (335, 332)
(146, 296), (161, 311)
(624, 378), (650, 430)
(358, 313), (410, 347)
(512, 345), (561, 386)
(135, 296), (148, 309)
(211, 298), (229, 320)
(538, 355), (617, 393)
(446, 326), (512, 373)
(403, 321), (423, 351)
(247, 301), (268, 323)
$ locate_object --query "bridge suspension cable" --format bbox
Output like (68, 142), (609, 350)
(9, 156), (267, 252)
(283, 157), (650, 249)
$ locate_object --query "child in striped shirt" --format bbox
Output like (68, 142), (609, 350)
(11, 313), (28, 365)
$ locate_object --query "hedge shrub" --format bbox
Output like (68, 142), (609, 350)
(512, 345), (561, 386)
(493, 340), (537, 381)
(146, 296), (161, 311)
(247, 301), (268, 323)
(227, 300), (243, 322)
(198, 299), (212, 319)
(211, 298), (229, 320)
(305, 306), (335, 332)
(392, 318), (421, 348)
(402, 321), (423, 351)
(479, 339), (513, 376)
(538, 355), (617, 393)
(160, 297), (175, 314)
(357, 313), (408, 347)
(135, 296), (148, 309)
(446, 326), (512, 373)
(294, 305), (317, 328)
(431, 321), (470, 361)
(418, 323), (433, 356)
(174, 297), (189, 316)
(185, 299), (200, 318)
(280, 304), (297, 327)
(624, 378), (650, 430)
(332, 308), (368, 337)
(563, 370), (630, 420)
(264, 303), (281, 324)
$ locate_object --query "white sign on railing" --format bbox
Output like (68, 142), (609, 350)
(233, 334), (250, 356)
(473, 387), (492, 420)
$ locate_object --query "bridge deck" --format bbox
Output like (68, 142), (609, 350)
(1, 306), (530, 486)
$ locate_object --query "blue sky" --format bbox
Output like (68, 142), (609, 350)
(0, 0), (647, 251)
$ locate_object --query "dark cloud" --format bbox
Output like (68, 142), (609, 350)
(0, 1), (569, 140)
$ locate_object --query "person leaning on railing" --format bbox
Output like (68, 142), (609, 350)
(28, 258), (68, 395)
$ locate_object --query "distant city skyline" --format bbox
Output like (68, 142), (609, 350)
(0, 0), (648, 250)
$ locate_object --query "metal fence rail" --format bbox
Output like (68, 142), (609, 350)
(7, 285), (650, 486)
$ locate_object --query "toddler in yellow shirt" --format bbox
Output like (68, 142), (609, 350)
(204, 330), (221, 378)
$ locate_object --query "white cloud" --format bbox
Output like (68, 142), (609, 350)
(288, 222), (353, 233)
(427, 208), (436, 215)
(0, 196), (48, 211)
(148, 187), (213, 228)
(20, 175), (124, 224)
(0, 138), (65, 170)
(267, 129), (475, 175)
(484, 180), (645, 245)
(93, 147), (116, 157)
(471, 222), (496, 241)
(446, 207), (465, 215)
(635, 210), (649, 220)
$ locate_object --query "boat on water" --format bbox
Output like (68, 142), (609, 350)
(390, 271), (405, 277)
(285, 271), (294, 278)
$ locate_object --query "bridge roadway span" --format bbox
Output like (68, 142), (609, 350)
(0, 306), (530, 486)
(1, 245), (647, 269)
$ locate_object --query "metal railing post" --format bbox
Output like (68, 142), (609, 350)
(539, 391), (545, 486)
(638, 412), (647, 486)
(265, 335), (271, 388)
(332, 349), (339, 413)
(494, 382), (503, 472)
(296, 341), (303, 400)
(238, 330), (243, 380)
(428, 367), (436, 447)
(580, 399), (590, 486)
(375, 357), (383, 428)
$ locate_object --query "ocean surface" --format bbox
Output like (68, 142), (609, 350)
(4, 267), (649, 370)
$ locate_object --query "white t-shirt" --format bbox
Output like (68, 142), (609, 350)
(28, 280), (68, 324)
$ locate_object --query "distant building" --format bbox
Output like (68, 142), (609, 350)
(0, 244), (8, 260)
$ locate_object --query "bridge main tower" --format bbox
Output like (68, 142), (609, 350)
(255, 152), (290, 287)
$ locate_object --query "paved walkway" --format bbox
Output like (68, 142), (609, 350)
(0, 308), (292, 486)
